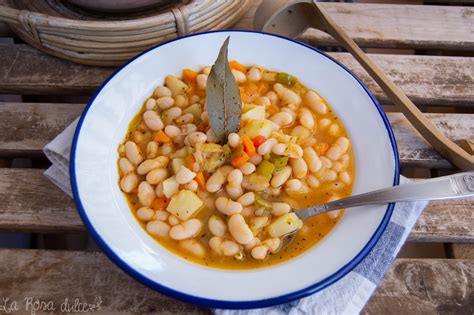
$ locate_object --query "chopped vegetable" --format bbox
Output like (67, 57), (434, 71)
(239, 119), (274, 139)
(231, 150), (250, 168)
(167, 189), (204, 220)
(182, 68), (198, 82)
(267, 213), (303, 237)
(151, 197), (169, 211)
(229, 60), (246, 72)
(255, 160), (275, 181)
(171, 158), (186, 174)
(195, 172), (206, 189)
(241, 136), (256, 157)
(162, 176), (179, 198)
(242, 105), (265, 122)
(252, 135), (267, 148)
(276, 72), (297, 86)
(199, 143), (231, 172)
(165, 75), (190, 96)
(269, 155), (288, 173)
(183, 103), (202, 119)
(154, 130), (171, 143)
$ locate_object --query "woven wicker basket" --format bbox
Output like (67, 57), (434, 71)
(0, 0), (252, 66)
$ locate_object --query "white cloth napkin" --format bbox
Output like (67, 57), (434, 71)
(44, 120), (427, 314)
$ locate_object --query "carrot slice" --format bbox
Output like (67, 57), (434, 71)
(195, 172), (206, 189)
(314, 142), (329, 155)
(241, 136), (256, 157)
(186, 155), (195, 170)
(229, 60), (246, 72)
(154, 130), (171, 143)
(151, 197), (169, 211)
(182, 68), (198, 82)
(231, 151), (250, 168)
(252, 135), (266, 148)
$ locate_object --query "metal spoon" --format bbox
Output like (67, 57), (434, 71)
(294, 172), (474, 222)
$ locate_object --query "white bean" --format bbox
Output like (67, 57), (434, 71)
(255, 96), (271, 107)
(285, 178), (302, 192)
(303, 147), (322, 173)
(272, 143), (288, 156)
(247, 67), (262, 81)
(206, 129), (219, 143)
(209, 236), (223, 255)
(145, 98), (156, 110)
(241, 205), (255, 217)
(270, 166), (292, 188)
(273, 83), (301, 104)
(175, 166), (196, 184)
(208, 215), (227, 237)
(146, 141), (159, 159)
(155, 182), (164, 197)
(179, 239), (206, 257)
(180, 123), (197, 136)
(237, 192), (255, 206)
(146, 168), (169, 185)
(174, 94), (187, 108)
(189, 95), (200, 104)
(263, 238), (281, 253)
(200, 111), (209, 123)
(290, 157), (308, 179)
(258, 138), (277, 155)
(227, 169), (243, 187)
(318, 169), (338, 182)
(266, 91), (278, 105)
(154, 210), (169, 221)
(299, 108), (315, 129)
(320, 156), (332, 169)
(146, 220), (170, 237)
(228, 133), (240, 148)
(271, 202), (291, 216)
(251, 245), (269, 260)
(169, 218), (202, 240)
(231, 69), (246, 83)
(143, 110), (164, 131)
(196, 74), (208, 90)
(138, 181), (155, 206)
(244, 237), (261, 251)
(215, 197), (242, 215)
(184, 180), (198, 192)
(176, 113), (194, 125)
(270, 112), (294, 126)
(332, 161), (344, 172)
(156, 96), (175, 110)
(153, 86), (172, 98)
(339, 171), (352, 185)
(248, 154), (263, 165)
(221, 239), (240, 256)
(326, 137), (350, 161)
(160, 143), (173, 155)
(329, 123), (340, 137)
(307, 174), (321, 188)
(291, 125), (311, 141)
(163, 107), (182, 122)
(168, 214), (180, 226)
(226, 185), (244, 199)
(249, 216), (269, 233)
(137, 156), (169, 175)
(238, 162), (256, 175)
(319, 118), (331, 129)
(125, 141), (143, 165)
(202, 66), (211, 75)
(185, 132), (207, 147)
(164, 125), (181, 138)
(305, 90), (327, 114)
(206, 168), (226, 192)
(120, 173), (138, 193)
(119, 157), (134, 174)
(228, 214), (254, 245)
(137, 207), (154, 221)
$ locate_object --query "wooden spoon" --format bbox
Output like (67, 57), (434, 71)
(254, 0), (474, 170)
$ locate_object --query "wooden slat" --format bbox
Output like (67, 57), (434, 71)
(1, 102), (472, 168)
(363, 259), (474, 314)
(0, 250), (471, 314)
(0, 45), (473, 108)
(446, 244), (474, 259)
(233, 2), (474, 51)
(0, 168), (472, 241)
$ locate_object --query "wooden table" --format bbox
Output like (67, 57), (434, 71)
(0, 2), (473, 314)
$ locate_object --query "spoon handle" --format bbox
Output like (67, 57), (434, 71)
(295, 172), (474, 221)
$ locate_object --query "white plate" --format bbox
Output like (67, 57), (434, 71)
(71, 31), (399, 309)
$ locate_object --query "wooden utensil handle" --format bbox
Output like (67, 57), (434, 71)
(312, 1), (474, 170)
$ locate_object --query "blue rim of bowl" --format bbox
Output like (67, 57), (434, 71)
(70, 30), (400, 309)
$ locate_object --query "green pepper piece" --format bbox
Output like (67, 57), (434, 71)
(255, 160), (275, 181)
(276, 72), (297, 86)
(269, 155), (289, 173)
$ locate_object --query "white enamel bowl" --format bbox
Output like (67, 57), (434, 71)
(71, 31), (399, 309)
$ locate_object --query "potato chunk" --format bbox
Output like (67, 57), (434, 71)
(266, 213), (303, 237)
(167, 189), (204, 220)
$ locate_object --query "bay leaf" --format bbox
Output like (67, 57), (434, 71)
(206, 36), (242, 143)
